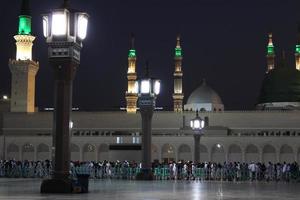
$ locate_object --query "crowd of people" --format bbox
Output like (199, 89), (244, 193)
(1, 159), (300, 182)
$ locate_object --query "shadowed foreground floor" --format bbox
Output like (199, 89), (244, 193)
(0, 179), (299, 200)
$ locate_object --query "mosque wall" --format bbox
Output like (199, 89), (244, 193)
(1, 134), (300, 164)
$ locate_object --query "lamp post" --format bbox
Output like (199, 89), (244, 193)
(40, 0), (88, 193)
(136, 66), (160, 180)
(190, 110), (206, 164)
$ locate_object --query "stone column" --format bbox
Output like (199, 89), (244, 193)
(19, 147), (22, 161)
(242, 148), (246, 163)
(95, 147), (99, 162)
(157, 146), (162, 162)
(79, 147), (83, 161)
(34, 146), (37, 161)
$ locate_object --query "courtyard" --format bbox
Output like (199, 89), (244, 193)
(0, 179), (299, 200)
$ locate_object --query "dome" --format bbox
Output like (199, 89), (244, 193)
(257, 66), (300, 110)
(187, 80), (223, 105)
(184, 80), (224, 111)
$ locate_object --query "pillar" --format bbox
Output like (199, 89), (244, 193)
(194, 134), (200, 163)
(141, 106), (153, 172)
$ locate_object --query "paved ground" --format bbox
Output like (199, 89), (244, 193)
(0, 179), (299, 200)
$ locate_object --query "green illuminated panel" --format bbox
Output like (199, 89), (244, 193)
(296, 45), (300, 54)
(18, 16), (31, 35)
(128, 49), (136, 57)
(175, 48), (182, 57)
(267, 45), (274, 55)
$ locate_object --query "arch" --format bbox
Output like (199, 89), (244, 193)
(200, 144), (209, 162)
(262, 144), (276, 163)
(22, 143), (34, 161)
(228, 144), (242, 162)
(178, 144), (192, 161)
(152, 144), (159, 162)
(245, 144), (259, 163)
(37, 143), (50, 161)
(70, 143), (80, 161)
(98, 144), (109, 161)
(7, 144), (19, 160)
(83, 144), (96, 161)
(211, 144), (225, 163)
(161, 144), (175, 163)
(280, 145), (294, 163)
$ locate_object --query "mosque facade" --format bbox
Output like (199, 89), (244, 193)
(0, 0), (300, 164)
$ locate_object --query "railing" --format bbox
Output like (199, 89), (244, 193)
(1, 165), (300, 182)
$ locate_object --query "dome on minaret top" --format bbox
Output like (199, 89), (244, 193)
(184, 80), (224, 111)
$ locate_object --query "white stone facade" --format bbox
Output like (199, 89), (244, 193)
(0, 111), (300, 163)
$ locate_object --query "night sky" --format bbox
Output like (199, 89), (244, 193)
(1, 0), (300, 110)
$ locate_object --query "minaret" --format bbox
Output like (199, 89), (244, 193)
(266, 33), (275, 73)
(173, 35), (184, 112)
(8, 0), (39, 113)
(295, 25), (300, 71)
(125, 34), (138, 113)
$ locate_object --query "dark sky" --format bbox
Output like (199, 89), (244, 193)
(1, 0), (300, 110)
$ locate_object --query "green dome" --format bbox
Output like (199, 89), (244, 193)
(258, 67), (300, 104)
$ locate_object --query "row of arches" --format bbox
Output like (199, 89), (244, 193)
(158, 144), (297, 163)
(4, 143), (299, 163)
(5, 143), (110, 161)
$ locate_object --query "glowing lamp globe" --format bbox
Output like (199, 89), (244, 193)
(137, 78), (161, 96)
(42, 8), (89, 42)
(190, 111), (205, 131)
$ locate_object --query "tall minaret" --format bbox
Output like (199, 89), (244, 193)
(8, 0), (39, 113)
(295, 25), (300, 71)
(266, 33), (275, 73)
(172, 35), (184, 112)
(125, 34), (138, 113)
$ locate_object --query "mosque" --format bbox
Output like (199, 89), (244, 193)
(0, 0), (300, 164)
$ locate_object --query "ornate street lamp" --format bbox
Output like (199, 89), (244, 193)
(190, 110), (206, 163)
(136, 65), (160, 180)
(40, 0), (88, 193)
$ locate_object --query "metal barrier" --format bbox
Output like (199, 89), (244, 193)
(1, 165), (300, 182)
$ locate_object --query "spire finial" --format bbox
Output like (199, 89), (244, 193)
(280, 50), (287, 68)
(176, 34), (181, 48)
(130, 33), (135, 49)
(145, 61), (149, 78)
(62, 0), (70, 8)
(268, 32), (273, 46)
(297, 23), (300, 43)
(20, 0), (31, 16)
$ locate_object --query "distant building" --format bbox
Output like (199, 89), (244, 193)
(0, 0), (300, 164)
(184, 79), (224, 112)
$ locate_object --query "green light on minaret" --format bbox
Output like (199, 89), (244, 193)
(18, 15), (31, 35)
(267, 45), (274, 55)
(296, 45), (300, 54)
(128, 49), (136, 58)
(175, 47), (182, 57)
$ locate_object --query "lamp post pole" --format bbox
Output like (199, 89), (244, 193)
(51, 56), (78, 181)
(136, 65), (160, 180)
(194, 133), (201, 163)
(190, 111), (207, 164)
(139, 95), (155, 179)
(40, 0), (88, 193)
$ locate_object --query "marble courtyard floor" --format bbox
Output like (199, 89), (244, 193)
(0, 179), (299, 200)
